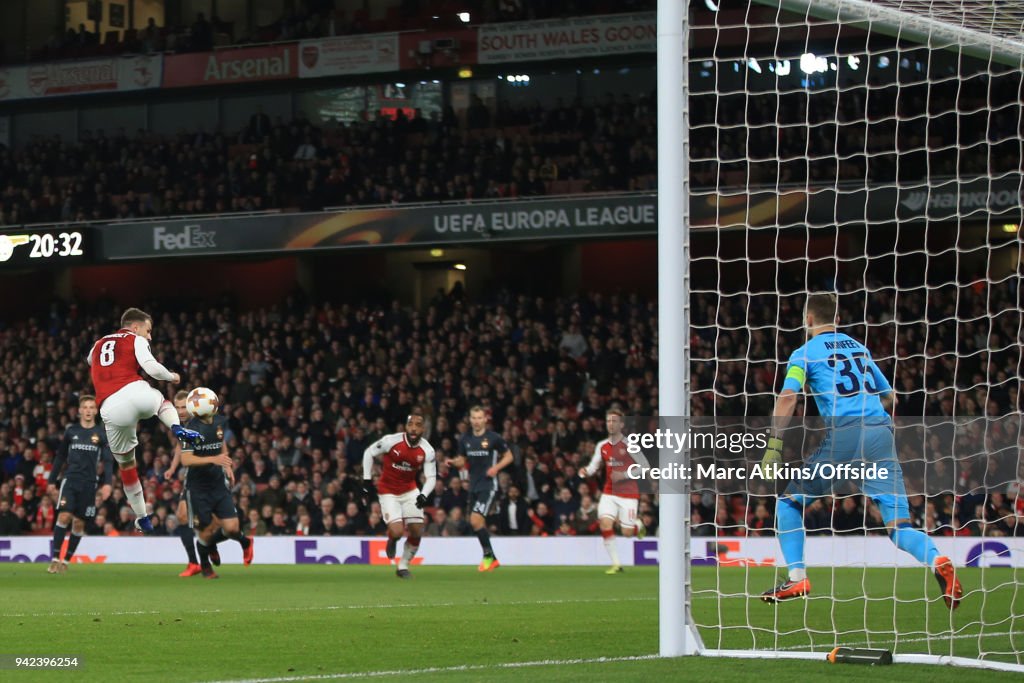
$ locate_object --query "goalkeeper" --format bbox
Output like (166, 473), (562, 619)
(760, 293), (962, 609)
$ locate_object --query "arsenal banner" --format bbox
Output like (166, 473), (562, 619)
(163, 44), (297, 88)
(298, 34), (400, 78)
(0, 56), (161, 102)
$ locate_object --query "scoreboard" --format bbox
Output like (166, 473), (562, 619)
(0, 228), (90, 267)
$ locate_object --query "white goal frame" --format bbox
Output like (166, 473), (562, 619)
(657, 0), (1024, 672)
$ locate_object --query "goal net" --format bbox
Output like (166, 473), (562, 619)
(681, 0), (1024, 671)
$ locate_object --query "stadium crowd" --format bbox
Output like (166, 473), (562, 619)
(31, 0), (656, 63)
(2, 61), (1019, 227)
(0, 281), (1021, 541)
(692, 63), (1023, 187)
(0, 93), (657, 226)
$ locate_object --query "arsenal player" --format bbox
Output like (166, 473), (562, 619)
(580, 409), (648, 574)
(87, 308), (203, 534)
(362, 413), (436, 579)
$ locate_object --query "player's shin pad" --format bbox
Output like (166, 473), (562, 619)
(113, 449), (137, 467)
(157, 400), (180, 429)
(119, 465), (147, 517)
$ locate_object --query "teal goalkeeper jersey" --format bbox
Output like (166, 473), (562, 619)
(781, 331), (893, 419)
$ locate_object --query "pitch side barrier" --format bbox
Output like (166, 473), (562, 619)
(0, 536), (1018, 566)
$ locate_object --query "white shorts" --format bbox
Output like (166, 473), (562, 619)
(100, 380), (164, 455)
(380, 490), (423, 525)
(598, 493), (639, 528)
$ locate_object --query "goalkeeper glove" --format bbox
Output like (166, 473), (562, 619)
(415, 494), (427, 509)
(362, 480), (377, 501)
(761, 436), (784, 480)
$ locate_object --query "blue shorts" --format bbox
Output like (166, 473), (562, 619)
(785, 422), (909, 524)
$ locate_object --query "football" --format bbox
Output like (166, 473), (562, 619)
(186, 387), (218, 418)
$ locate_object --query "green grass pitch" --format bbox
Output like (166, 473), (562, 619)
(1, 564), (1021, 682)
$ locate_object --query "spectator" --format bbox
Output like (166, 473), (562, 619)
(367, 510), (386, 535)
(243, 508), (267, 536)
(294, 135), (318, 161)
(425, 508), (451, 537)
(141, 17), (162, 52)
(247, 106), (272, 142)
(559, 324), (587, 360)
(551, 486), (578, 522)
(466, 95), (491, 130)
(497, 484), (530, 535)
(76, 24), (97, 46)
(32, 495), (55, 532)
(640, 510), (658, 537)
(0, 499), (20, 535)
(574, 494), (599, 535)
(295, 511), (314, 535)
(529, 501), (555, 536)
(441, 477), (468, 512)
(447, 507), (471, 536)
(258, 475), (286, 510)
(832, 497), (862, 535)
(269, 508), (292, 535)
(190, 13), (214, 52)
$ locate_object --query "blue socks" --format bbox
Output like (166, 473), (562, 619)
(891, 522), (939, 567)
(775, 496), (938, 579)
(776, 496), (806, 578)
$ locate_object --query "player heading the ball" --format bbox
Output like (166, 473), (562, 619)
(87, 307), (204, 534)
(163, 390), (203, 577)
(760, 293), (962, 609)
(182, 387), (253, 579)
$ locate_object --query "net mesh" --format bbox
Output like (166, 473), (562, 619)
(685, 0), (1023, 667)
(860, 0), (1024, 42)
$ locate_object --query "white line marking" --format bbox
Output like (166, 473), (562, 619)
(0, 596), (656, 619)
(775, 629), (1022, 651)
(202, 655), (661, 683)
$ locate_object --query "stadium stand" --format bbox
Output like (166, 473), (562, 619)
(0, 94), (657, 225)
(1, 71), (1019, 227)
(0, 283), (1020, 539)
(27, 1), (657, 65)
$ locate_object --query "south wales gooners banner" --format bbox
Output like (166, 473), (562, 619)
(477, 12), (656, 64)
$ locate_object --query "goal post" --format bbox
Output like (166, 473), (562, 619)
(657, 0), (1024, 671)
(657, 0), (703, 657)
